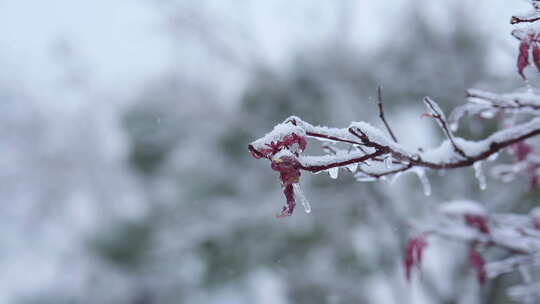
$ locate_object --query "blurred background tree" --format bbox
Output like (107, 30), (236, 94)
(1, 1), (535, 303)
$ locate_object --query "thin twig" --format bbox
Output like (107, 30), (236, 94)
(511, 15), (540, 25)
(423, 97), (469, 159)
(376, 86), (398, 143)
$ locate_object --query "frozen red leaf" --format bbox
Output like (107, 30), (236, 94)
(404, 234), (428, 281)
(533, 43), (540, 72)
(517, 41), (530, 80)
(271, 155), (302, 186)
(464, 214), (490, 234)
(277, 184), (296, 217)
(270, 155), (302, 217)
(469, 248), (486, 285)
(249, 133), (308, 160)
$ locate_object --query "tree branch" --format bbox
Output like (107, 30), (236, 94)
(376, 86), (398, 143)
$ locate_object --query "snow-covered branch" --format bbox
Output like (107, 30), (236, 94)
(406, 201), (540, 301)
(247, 1), (540, 301)
(248, 96), (540, 216)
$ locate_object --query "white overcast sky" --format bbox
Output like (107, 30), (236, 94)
(0, 0), (529, 107)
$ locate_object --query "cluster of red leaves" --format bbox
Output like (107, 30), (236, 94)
(249, 133), (307, 159)
(249, 132), (308, 217)
(271, 156), (302, 217)
(469, 247), (486, 285)
(404, 234), (428, 281)
(404, 234), (487, 285)
(517, 33), (540, 79)
(464, 214), (491, 234)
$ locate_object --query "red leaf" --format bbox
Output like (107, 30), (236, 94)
(271, 155), (301, 186)
(271, 155), (302, 217)
(404, 234), (428, 281)
(277, 184), (296, 217)
(249, 133), (308, 160)
(517, 41), (530, 80)
(464, 214), (490, 234)
(469, 248), (486, 285)
(533, 43), (540, 72)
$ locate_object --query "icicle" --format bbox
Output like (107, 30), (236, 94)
(487, 152), (499, 162)
(347, 163), (358, 173)
(293, 183), (311, 214)
(354, 172), (377, 182)
(474, 161), (487, 190)
(328, 167), (339, 179)
(384, 156), (392, 169)
(414, 168), (431, 196)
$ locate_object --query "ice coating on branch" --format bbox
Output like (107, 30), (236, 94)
(384, 156), (392, 168)
(292, 183), (311, 214)
(250, 122), (306, 151)
(346, 163), (358, 173)
(328, 167), (339, 179)
(487, 152), (499, 162)
(412, 168), (431, 196)
(422, 97), (453, 138)
(349, 121), (415, 157)
(474, 161), (487, 190)
(288, 116), (359, 143)
(298, 150), (366, 171)
(488, 117), (540, 145)
(450, 89), (540, 127)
